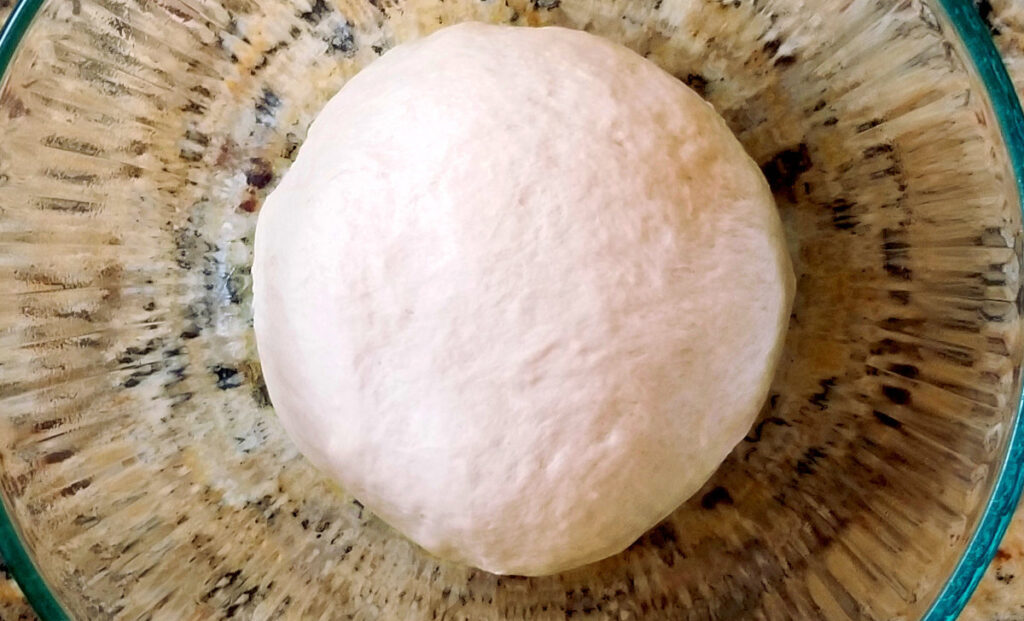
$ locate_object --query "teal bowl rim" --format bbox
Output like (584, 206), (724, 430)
(0, 0), (1023, 619)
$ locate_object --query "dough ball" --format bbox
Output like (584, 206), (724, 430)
(253, 22), (794, 576)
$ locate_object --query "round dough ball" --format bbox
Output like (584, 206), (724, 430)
(253, 22), (794, 576)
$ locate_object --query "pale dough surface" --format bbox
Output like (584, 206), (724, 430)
(253, 22), (794, 576)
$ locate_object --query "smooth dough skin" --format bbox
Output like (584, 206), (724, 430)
(253, 22), (795, 576)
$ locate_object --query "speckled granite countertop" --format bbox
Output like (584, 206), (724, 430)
(953, 7), (1024, 621)
(0, 560), (34, 621)
(2, 1), (1024, 620)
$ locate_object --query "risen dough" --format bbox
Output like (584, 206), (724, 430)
(253, 22), (794, 576)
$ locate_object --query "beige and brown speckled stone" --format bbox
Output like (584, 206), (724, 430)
(0, 0), (1023, 619)
(958, 2), (1024, 620)
(0, 0), (39, 600)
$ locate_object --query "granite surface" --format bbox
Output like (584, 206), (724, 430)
(955, 5), (1024, 620)
(0, 559), (35, 621)
(1, 1), (1024, 620)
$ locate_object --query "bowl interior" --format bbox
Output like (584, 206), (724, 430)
(0, 0), (1023, 618)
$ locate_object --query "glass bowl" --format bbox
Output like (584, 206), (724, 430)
(1, 0), (1023, 618)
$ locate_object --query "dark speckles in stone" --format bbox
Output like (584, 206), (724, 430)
(883, 257), (912, 280)
(830, 198), (857, 230)
(975, 0), (1000, 35)
(809, 377), (836, 409)
(881, 385), (911, 405)
(211, 365), (243, 390)
(185, 300), (214, 328)
(179, 148), (203, 163)
(983, 269), (1009, 287)
(121, 164), (143, 178)
(881, 317), (925, 333)
(33, 418), (62, 432)
(888, 363), (920, 379)
(326, 22), (357, 55)
(245, 157), (274, 189)
(822, 116), (838, 126)
(266, 41), (286, 57)
(226, 269), (248, 305)
(43, 449), (75, 464)
(74, 514), (100, 527)
(882, 228), (908, 248)
(44, 134), (103, 157)
(872, 410), (903, 429)
(774, 54), (796, 67)
(533, 0), (560, 9)
(882, 228), (912, 280)
(565, 587), (598, 617)
(680, 72), (709, 97)
(117, 338), (164, 364)
(225, 586), (259, 618)
(856, 117), (884, 132)
(247, 367), (272, 408)
(978, 226), (1013, 248)
(203, 569), (243, 602)
(642, 522), (677, 549)
(255, 89), (281, 127)
(4, 93), (28, 119)
(744, 416), (790, 442)
(45, 169), (98, 185)
(184, 128), (210, 147)
(39, 198), (97, 213)
(889, 289), (911, 305)
(60, 478), (92, 497)
(795, 446), (826, 476)
(123, 361), (162, 388)
(282, 132), (300, 160)
(165, 366), (188, 388)
(238, 197), (259, 213)
(251, 42), (288, 76)
(700, 486), (733, 509)
(180, 100), (205, 114)
(300, 0), (330, 24)
(289, 26), (301, 38)
(110, 17), (132, 37)
(863, 143), (894, 158)
(760, 143), (812, 197)
(869, 164), (903, 181)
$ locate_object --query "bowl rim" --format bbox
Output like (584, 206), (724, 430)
(920, 2), (1024, 618)
(1, 1), (1023, 619)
